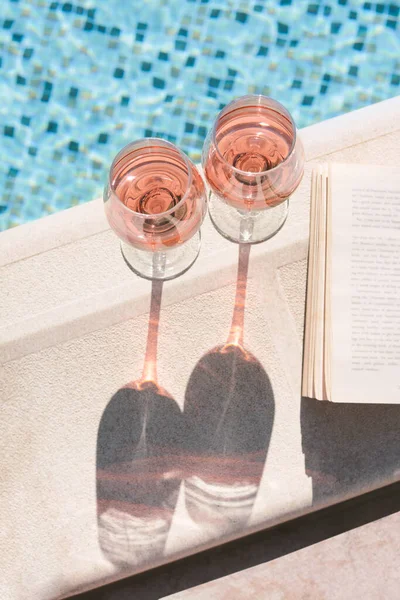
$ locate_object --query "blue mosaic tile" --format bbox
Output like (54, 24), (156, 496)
(0, 0), (399, 230)
(389, 3), (399, 16)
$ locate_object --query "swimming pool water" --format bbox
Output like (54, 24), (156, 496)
(0, 0), (399, 230)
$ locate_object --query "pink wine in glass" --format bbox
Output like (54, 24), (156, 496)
(105, 141), (206, 251)
(204, 99), (304, 211)
(104, 139), (207, 280)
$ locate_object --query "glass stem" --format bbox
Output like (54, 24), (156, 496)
(238, 209), (257, 243)
(152, 250), (167, 278)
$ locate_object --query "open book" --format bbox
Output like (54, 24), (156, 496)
(302, 163), (400, 403)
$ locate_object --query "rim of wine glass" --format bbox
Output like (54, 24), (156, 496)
(210, 94), (299, 177)
(108, 137), (195, 219)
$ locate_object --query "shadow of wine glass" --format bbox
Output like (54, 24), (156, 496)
(301, 396), (400, 504)
(96, 281), (183, 568)
(183, 245), (275, 536)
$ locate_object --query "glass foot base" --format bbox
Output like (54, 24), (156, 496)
(121, 231), (201, 281)
(209, 193), (289, 244)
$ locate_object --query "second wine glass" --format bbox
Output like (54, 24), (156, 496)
(202, 95), (305, 244)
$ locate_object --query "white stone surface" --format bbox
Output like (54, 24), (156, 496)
(163, 511), (400, 600)
(0, 96), (400, 600)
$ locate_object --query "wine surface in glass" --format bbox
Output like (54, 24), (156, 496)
(109, 144), (203, 250)
(205, 104), (300, 211)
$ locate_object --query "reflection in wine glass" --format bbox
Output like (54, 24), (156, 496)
(104, 138), (207, 280)
(96, 281), (183, 567)
(183, 245), (275, 535)
(202, 95), (305, 244)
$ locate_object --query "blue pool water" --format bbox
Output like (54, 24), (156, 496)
(0, 0), (399, 230)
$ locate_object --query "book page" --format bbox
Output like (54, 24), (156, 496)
(330, 163), (400, 404)
(324, 165), (332, 401)
(315, 166), (328, 400)
(302, 170), (317, 398)
(302, 165), (330, 401)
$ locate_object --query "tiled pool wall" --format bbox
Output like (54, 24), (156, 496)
(0, 0), (399, 230)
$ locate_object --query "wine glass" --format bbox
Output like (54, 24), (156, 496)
(104, 138), (207, 280)
(202, 95), (305, 244)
